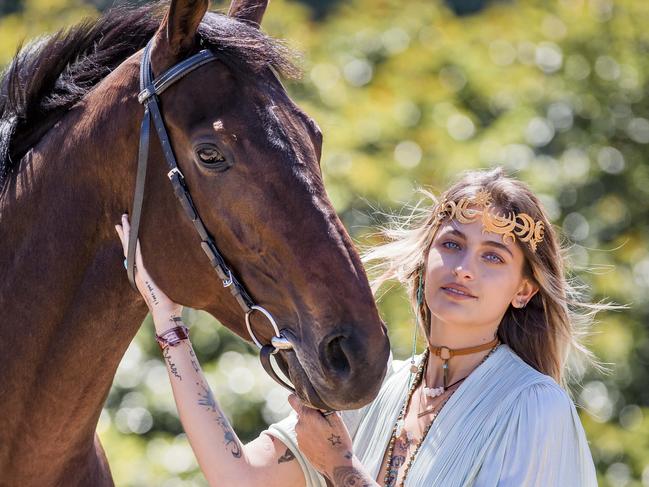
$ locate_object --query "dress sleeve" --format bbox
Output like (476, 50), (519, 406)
(264, 412), (327, 487)
(474, 381), (598, 487)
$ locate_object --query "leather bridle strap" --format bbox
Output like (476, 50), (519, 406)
(128, 40), (253, 313)
(260, 345), (295, 393)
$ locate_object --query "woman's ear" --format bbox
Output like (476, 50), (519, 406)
(511, 278), (539, 308)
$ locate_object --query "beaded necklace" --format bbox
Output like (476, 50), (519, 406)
(382, 342), (500, 487)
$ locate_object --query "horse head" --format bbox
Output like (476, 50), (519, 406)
(131, 0), (390, 410)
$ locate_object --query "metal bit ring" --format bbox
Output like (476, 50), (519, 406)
(245, 305), (293, 352)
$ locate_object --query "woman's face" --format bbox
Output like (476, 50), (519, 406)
(424, 216), (538, 331)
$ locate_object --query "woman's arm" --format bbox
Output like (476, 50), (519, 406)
(115, 214), (305, 487)
(152, 310), (306, 487)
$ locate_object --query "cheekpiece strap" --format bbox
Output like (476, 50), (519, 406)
(129, 39), (253, 312)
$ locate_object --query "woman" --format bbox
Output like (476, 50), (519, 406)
(115, 167), (602, 486)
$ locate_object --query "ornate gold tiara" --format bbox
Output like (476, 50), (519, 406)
(434, 189), (545, 252)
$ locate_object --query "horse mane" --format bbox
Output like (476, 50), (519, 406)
(0, 2), (300, 191)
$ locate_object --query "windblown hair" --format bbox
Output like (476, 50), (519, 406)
(363, 167), (614, 388)
(0, 1), (299, 190)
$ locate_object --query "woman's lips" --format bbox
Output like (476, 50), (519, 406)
(441, 286), (477, 300)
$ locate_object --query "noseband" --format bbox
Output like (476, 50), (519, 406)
(128, 40), (294, 393)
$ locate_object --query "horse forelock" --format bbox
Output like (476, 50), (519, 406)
(0, 1), (301, 193)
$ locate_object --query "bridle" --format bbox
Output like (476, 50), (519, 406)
(127, 39), (295, 393)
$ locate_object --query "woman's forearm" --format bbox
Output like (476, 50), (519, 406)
(153, 311), (250, 486)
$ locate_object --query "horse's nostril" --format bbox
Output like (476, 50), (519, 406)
(323, 335), (351, 378)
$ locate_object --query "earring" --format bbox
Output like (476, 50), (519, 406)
(408, 268), (425, 376)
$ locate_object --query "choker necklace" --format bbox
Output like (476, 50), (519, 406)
(425, 337), (500, 396)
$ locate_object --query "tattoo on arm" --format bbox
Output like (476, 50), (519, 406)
(163, 347), (182, 381)
(278, 448), (296, 464)
(186, 347), (200, 373)
(217, 413), (242, 458)
(144, 280), (159, 306)
(197, 382), (242, 458)
(332, 466), (373, 487)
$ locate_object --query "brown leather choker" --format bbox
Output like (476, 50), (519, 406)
(428, 337), (500, 391)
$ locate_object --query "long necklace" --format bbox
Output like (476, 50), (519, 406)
(382, 342), (500, 487)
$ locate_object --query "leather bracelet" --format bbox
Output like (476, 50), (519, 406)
(155, 324), (190, 350)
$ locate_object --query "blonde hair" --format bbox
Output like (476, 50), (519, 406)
(363, 167), (614, 388)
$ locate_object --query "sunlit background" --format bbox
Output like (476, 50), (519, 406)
(2, 0), (648, 485)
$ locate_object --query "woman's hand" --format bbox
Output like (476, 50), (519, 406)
(114, 213), (182, 320)
(288, 394), (355, 481)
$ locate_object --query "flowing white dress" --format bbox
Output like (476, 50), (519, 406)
(265, 344), (598, 486)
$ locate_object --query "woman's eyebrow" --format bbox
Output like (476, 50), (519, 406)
(442, 228), (514, 258)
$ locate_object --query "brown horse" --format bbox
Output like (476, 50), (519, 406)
(0, 0), (390, 485)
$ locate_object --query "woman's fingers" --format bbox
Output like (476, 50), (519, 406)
(114, 214), (131, 257)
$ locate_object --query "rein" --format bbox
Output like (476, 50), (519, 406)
(128, 40), (295, 394)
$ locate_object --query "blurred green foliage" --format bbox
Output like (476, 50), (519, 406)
(2, 0), (648, 485)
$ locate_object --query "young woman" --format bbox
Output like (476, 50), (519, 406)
(115, 167), (602, 486)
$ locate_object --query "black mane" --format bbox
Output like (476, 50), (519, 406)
(0, 2), (299, 190)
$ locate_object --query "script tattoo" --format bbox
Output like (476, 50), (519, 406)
(162, 347), (182, 381)
(188, 347), (200, 373)
(332, 466), (372, 487)
(144, 280), (159, 306)
(278, 448), (296, 464)
(328, 434), (342, 447)
(197, 382), (242, 458)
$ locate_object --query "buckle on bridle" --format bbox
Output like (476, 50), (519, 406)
(137, 86), (155, 104)
(167, 167), (184, 180)
(222, 269), (233, 287)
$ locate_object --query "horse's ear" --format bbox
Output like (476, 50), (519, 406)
(228, 0), (268, 28)
(152, 0), (209, 70)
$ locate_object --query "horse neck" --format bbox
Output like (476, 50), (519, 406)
(0, 56), (148, 484)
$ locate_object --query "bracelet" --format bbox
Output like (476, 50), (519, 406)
(155, 324), (190, 350)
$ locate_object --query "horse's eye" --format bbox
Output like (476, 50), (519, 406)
(197, 146), (225, 164)
(195, 144), (231, 171)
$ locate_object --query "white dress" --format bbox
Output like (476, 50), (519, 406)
(265, 344), (598, 486)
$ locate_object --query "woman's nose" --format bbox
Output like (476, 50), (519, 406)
(453, 257), (475, 279)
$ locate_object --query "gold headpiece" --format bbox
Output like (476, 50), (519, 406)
(434, 189), (545, 252)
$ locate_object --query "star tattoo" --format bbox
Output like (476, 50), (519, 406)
(328, 433), (342, 447)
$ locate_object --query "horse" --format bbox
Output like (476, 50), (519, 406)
(0, 0), (390, 484)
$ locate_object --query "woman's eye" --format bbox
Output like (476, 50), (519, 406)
(442, 241), (461, 250)
(197, 147), (226, 164)
(485, 253), (504, 264)
(441, 241), (504, 264)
